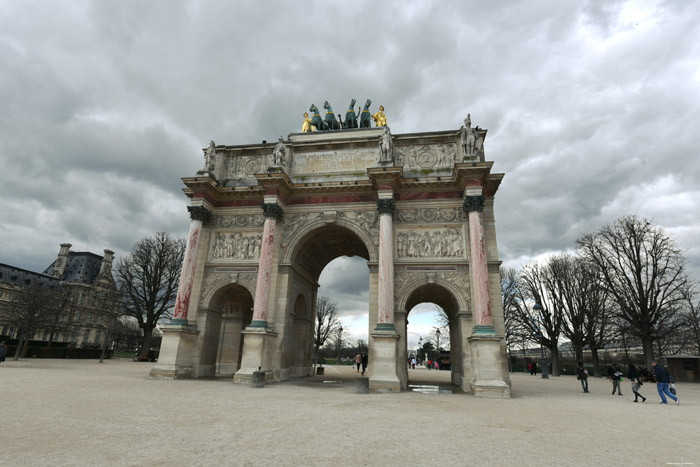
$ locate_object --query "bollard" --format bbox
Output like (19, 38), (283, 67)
(355, 377), (369, 394)
(252, 366), (265, 388)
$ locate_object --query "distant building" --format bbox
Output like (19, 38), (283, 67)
(0, 243), (119, 347)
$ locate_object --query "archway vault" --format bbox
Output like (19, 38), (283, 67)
(284, 221), (374, 281)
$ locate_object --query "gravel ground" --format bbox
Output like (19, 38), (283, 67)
(1, 359), (698, 466)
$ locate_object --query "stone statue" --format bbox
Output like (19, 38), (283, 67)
(203, 140), (216, 172)
(372, 105), (387, 127)
(309, 104), (327, 131)
(272, 137), (287, 167)
(301, 112), (316, 132)
(323, 101), (341, 130)
(378, 128), (394, 164)
(460, 114), (477, 159)
(344, 98), (358, 129)
(360, 99), (372, 128)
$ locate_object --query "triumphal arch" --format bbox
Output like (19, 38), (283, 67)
(150, 104), (511, 397)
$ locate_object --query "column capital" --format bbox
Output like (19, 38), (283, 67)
(261, 202), (284, 220)
(187, 205), (212, 224)
(463, 195), (485, 213)
(377, 198), (396, 216)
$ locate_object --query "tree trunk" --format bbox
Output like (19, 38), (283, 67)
(13, 337), (24, 361)
(591, 347), (602, 377)
(642, 337), (655, 369)
(139, 328), (153, 356)
(99, 330), (109, 363)
(551, 346), (561, 376)
(20, 337), (30, 358)
(573, 342), (583, 364)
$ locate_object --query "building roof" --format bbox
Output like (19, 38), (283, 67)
(0, 263), (59, 287)
(43, 251), (105, 284)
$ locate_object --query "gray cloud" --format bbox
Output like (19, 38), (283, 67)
(1, 1), (699, 321)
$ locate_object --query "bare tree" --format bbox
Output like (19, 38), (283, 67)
(517, 261), (565, 376)
(313, 296), (339, 368)
(501, 267), (530, 369)
(680, 285), (700, 355)
(333, 325), (345, 364)
(1, 283), (69, 360)
(115, 232), (186, 356)
(577, 215), (690, 368)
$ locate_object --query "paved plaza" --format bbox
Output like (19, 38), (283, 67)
(1, 359), (698, 466)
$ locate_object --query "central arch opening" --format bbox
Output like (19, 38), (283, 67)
(403, 283), (463, 391)
(283, 223), (372, 380)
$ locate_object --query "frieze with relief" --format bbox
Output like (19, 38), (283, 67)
(396, 207), (466, 224)
(395, 144), (458, 170)
(211, 232), (262, 260)
(214, 214), (265, 229)
(397, 228), (465, 258)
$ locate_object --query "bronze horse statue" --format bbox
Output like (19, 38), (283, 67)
(343, 98), (358, 129)
(309, 104), (328, 131)
(359, 99), (372, 128)
(323, 101), (341, 130)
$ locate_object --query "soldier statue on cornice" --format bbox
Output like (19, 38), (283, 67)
(460, 114), (478, 160)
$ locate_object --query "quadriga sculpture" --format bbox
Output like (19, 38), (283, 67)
(359, 99), (372, 128)
(309, 104), (328, 131)
(344, 98), (358, 129)
(323, 101), (341, 130)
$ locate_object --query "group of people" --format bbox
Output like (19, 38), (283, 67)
(353, 352), (368, 376)
(527, 361), (538, 375)
(575, 361), (680, 405)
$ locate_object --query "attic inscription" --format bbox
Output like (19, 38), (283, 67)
(291, 150), (376, 175)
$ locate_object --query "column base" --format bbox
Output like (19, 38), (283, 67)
(368, 331), (400, 393)
(467, 332), (511, 399)
(148, 323), (199, 380)
(233, 328), (278, 384)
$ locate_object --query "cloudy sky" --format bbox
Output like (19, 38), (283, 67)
(2, 1), (699, 347)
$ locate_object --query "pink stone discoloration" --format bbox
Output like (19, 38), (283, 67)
(377, 213), (394, 324)
(252, 217), (277, 323)
(173, 219), (203, 321)
(468, 210), (492, 326)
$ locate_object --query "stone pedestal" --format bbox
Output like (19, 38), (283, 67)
(369, 331), (401, 393)
(468, 332), (510, 399)
(233, 328), (277, 384)
(149, 324), (199, 379)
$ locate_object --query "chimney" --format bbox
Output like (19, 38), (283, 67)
(52, 243), (72, 278)
(99, 249), (115, 278)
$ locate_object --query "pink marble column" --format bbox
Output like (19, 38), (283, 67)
(463, 195), (494, 331)
(376, 198), (396, 331)
(250, 202), (284, 328)
(172, 206), (211, 324)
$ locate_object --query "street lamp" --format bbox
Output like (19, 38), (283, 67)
(336, 326), (343, 365)
(532, 303), (549, 379)
(435, 328), (441, 366)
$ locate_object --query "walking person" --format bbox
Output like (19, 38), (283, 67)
(411, 357), (416, 370)
(628, 364), (646, 403)
(354, 353), (362, 373)
(652, 361), (679, 405)
(0, 341), (6, 364)
(361, 352), (368, 376)
(610, 363), (623, 396)
(576, 362), (589, 393)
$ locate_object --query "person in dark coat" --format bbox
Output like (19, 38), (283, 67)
(361, 352), (368, 376)
(0, 341), (6, 363)
(610, 363), (623, 396)
(652, 361), (679, 405)
(576, 361), (589, 393)
(628, 364), (646, 403)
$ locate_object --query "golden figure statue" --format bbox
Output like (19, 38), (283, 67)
(301, 112), (317, 132)
(372, 105), (387, 127)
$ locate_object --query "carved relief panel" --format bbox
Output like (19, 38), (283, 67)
(396, 228), (465, 259)
(210, 232), (262, 260)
